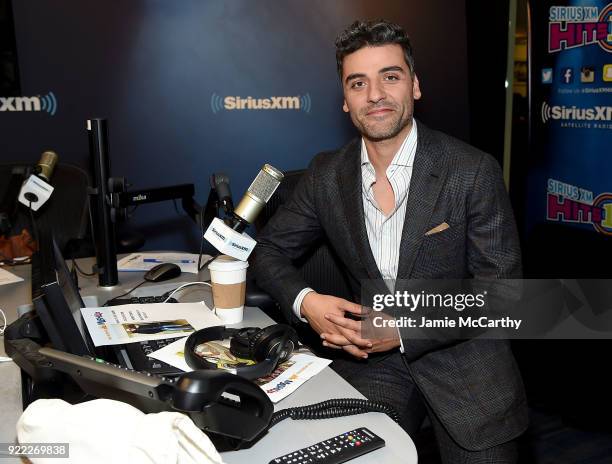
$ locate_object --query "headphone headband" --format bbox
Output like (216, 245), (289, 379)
(184, 325), (297, 380)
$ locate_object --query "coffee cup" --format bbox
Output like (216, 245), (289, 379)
(208, 255), (249, 324)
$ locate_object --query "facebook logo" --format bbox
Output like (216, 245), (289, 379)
(561, 67), (574, 84)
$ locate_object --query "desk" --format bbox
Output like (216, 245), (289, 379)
(0, 259), (417, 463)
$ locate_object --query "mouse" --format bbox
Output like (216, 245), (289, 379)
(144, 263), (181, 282)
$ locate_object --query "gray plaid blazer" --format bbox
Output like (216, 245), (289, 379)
(252, 120), (528, 450)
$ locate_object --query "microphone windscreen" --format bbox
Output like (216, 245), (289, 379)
(247, 164), (284, 204)
(38, 151), (58, 181)
(234, 164), (283, 225)
(213, 173), (232, 200)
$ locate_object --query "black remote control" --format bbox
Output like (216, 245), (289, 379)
(268, 427), (385, 464)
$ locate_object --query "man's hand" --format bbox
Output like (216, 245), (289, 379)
(301, 292), (362, 337)
(322, 310), (401, 359)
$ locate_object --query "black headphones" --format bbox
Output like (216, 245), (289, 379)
(184, 324), (299, 380)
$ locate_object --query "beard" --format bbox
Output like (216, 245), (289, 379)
(351, 103), (412, 142)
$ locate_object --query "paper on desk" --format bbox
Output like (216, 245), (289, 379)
(148, 337), (331, 402)
(0, 267), (24, 286)
(256, 353), (331, 402)
(80, 302), (222, 347)
(117, 252), (208, 274)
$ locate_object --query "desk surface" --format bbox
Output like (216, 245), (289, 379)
(0, 259), (417, 463)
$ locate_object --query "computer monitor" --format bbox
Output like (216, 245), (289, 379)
(36, 238), (95, 357)
(30, 227), (56, 300)
(52, 238), (88, 337)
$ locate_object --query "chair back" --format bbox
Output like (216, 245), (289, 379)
(254, 169), (353, 301)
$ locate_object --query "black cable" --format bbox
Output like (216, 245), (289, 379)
(71, 193), (98, 278)
(103, 279), (147, 306)
(197, 210), (218, 272)
(172, 199), (186, 217)
(199, 254), (216, 274)
(27, 201), (39, 251)
(72, 258), (96, 277)
(197, 210), (205, 270)
(270, 398), (400, 428)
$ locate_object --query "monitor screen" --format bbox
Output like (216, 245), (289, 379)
(51, 237), (89, 346)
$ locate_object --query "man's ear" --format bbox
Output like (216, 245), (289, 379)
(413, 74), (422, 101)
(343, 99), (349, 113)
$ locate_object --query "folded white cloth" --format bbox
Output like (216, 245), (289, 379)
(16, 398), (225, 464)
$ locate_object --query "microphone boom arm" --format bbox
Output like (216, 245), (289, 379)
(110, 183), (203, 224)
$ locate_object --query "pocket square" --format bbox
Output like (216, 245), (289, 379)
(425, 222), (449, 236)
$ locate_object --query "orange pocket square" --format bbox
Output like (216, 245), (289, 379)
(425, 222), (450, 236)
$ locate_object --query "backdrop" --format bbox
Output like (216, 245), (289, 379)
(1, 0), (470, 251)
(526, 0), (612, 240)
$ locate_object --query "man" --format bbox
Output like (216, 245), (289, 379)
(252, 20), (528, 463)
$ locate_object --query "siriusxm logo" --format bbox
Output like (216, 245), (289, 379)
(0, 92), (58, 116)
(93, 311), (106, 326)
(210, 93), (311, 114)
(211, 226), (226, 241)
(541, 101), (612, 123)
(230, 241), (249, 252)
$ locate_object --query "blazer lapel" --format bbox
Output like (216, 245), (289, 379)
(336, 139), (384, 284)
(396, 121), (447, 280)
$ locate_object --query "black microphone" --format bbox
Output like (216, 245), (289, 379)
(230, 164), (284, 232)
(211, 173), (233, 214)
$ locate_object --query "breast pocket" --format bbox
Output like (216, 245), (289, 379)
(422, 220), (465, 252)
(416, 220), (466, 275)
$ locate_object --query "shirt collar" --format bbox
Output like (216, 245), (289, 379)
(360, 120), (418, 168)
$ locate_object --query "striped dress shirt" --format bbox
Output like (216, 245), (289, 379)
(293, 122), (418, 322)
(361, 122), (417, 287)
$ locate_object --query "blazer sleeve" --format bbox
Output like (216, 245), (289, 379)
(466, 153), (522, 279)
(250, 157), (324, 324)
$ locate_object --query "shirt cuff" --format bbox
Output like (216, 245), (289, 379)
(293, 287), (315, 323)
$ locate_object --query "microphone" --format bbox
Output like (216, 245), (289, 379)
(18, 151), (58, 211)
(204, 164), (284, 260)
(230, 164), (284, 232)
(34, 151), (58, 182)
(211, 173), (233, 214)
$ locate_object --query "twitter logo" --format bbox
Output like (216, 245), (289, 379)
(541, 68), (553, 84)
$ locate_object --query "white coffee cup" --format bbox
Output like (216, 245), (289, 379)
(208, 255), (249, 324)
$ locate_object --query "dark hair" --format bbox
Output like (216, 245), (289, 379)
(335, 19), (415, 79)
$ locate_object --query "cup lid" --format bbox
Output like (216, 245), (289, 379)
(208, 254), (249, 271)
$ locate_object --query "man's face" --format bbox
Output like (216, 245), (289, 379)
(341, 44), (421, 142)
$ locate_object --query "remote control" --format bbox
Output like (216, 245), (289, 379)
(268, 427), (385, 464)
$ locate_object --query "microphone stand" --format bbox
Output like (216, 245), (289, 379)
(87, 118), (209, 287)
(0, 166), (28, 236)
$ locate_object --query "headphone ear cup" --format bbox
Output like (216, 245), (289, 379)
(229, 327), (259, 360)
(252, 324), (299, 362)
(248, 327), (271, 362)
